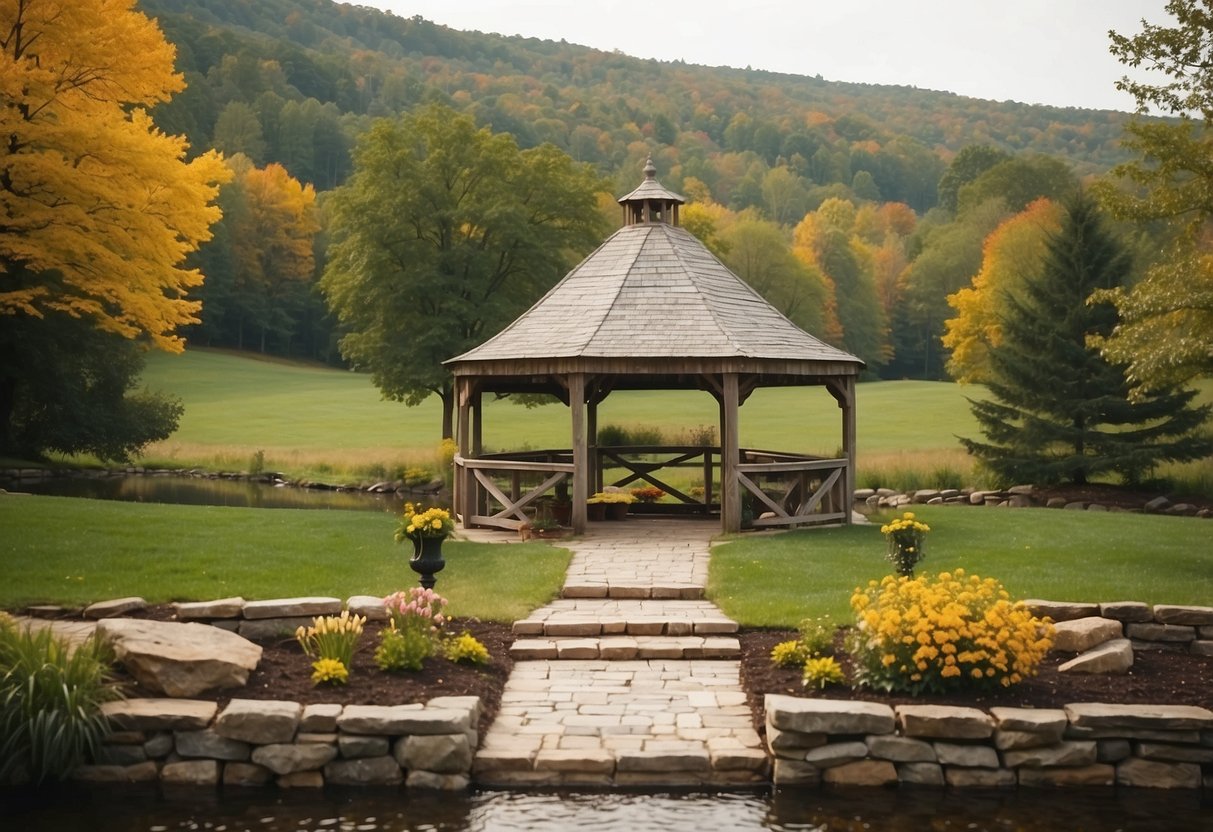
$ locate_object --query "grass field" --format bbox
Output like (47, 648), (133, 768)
(708, 505), (1213, 627)
(128, 348), (1211, 493)
(0, 494), (570, 621)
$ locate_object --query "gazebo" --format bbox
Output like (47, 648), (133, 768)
(445, 159), (864, 534)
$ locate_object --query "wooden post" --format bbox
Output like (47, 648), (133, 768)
(588, 396), (599, 495)
(570, 373), (588, 534)
(826, 376), (857, 527)
(721, 373), (741, 533)
(455, 377), (473, 527)
(472, 390), (485, 517)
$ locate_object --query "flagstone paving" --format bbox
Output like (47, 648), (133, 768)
(476, 518), (769, 786)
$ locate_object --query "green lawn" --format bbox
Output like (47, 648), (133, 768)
(0, 494), (570, 621)
(708, 505), (1213, 627)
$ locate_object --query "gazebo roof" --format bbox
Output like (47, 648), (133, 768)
(447, 222), (861, 365)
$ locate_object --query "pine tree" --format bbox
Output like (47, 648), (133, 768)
(960, 192), (1212, 485)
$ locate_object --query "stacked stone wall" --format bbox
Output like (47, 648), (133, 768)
(75, 697), (478, 790)
(766, 697), (1213, 790)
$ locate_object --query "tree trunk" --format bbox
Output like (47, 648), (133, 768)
(441, 386), (455, 440)
(0, 374), (16, 457)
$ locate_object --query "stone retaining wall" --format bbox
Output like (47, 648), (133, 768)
(1027, 600), (1213, 657)
(766, 697), (1213, 790)
(76, 696), (479, 790)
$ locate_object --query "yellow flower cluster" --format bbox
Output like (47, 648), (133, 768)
(802, 656), (845, 689)
(770, 639), (808, 668)
(881, 511), (931, 576)
(880, 512), (930, 537)
(310, 658), (349, 686)
(396, 503), (455, 541)
(848, 569), (1053, 694)
(295, 610), (366, 670)
(444, 631), (491, 665)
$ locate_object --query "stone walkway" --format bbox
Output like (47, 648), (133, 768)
(474, 518), (769, 787)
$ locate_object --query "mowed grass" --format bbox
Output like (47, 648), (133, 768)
(708, 505), (1213, 627)
(0, 494), (570, 621)
(137, 349), (996, 481)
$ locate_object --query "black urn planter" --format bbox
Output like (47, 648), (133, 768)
(409, 535), (446, 589)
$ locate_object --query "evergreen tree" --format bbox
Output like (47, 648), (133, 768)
(960, 192), (1211, 485)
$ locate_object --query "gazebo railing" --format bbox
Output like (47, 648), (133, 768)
(453, 450), (574, 531)
(737, 450), (849, 528)
(456, 445), (849, 531)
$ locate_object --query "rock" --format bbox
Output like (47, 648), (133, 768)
(237, 616), (316, 640)
(1135, 742), (1213, 763)
(765, 695), (895, 735)
(945, 767), (1016, 787)
(101, 699), (217, 732)
(773, 758), (821, 786)
(160, 759), (220, 786)
(865, 735), (936, 762)
(1065, 703), (1213, 732)
(215, 699), (302, 744)
(1097, 739), (1132, 762)
(912, 489), (940, 504)
(1116, 758), (1202, 789)
(1024, 600), (1100, 622)
(250, 743), (338, 775)
(1153, 604), (1213, 626)
(1126, 622), (1197, 642)
(325, 756), (403, 786)
(990, 707), (1068, 737)
(346, 595), (390, 621)
(1045, 497), (1067, 509)
(1143, 495), (1172, 512)
(73, 762), (160, 783)
(896, 705), (994, 739)
(405, 771), (470, 790)
(934, 742), (998, 768)
(615, 750), (711, 772)
(1018, 764), (1115, 787)
(896, 761), (944, 786)
(1058, 638), (1133, 674)
(223, 762), (273, 787)
(174, 730), (250, 761)
(277, 771), (324, 788)
(92, 744), (147, 766)
(767, 726), (828, 755)
(1052, 617), (1123, 652)
(803, 741), (868, 768)
(339, 735), (390, 759)
(240, 597), (342, 620)
(1002, 741), (1097, 768)
(822, 759), (897, 786)
(173, 597), (245, 620)
(300, 704), (343, 733)
(338, 705), (469, 736)
(95, 619), (261, 697)
(394, 734), (473, 774)
(84, 597), (147, 619)
(1099, 601), (1153, 623)
(143, 732), (174, 759)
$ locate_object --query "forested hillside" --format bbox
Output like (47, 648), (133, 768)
(135, 0), (1158, 379)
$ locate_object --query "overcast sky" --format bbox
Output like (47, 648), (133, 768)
(362, 0), (1164, 113)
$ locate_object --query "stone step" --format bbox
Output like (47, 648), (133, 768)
(562, 583), (704, 600)
(509, 635), (741, 661)
(512, 599), (738, 637)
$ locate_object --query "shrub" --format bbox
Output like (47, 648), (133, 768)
(0, 618), (121, 785)
(769, 640), (808, 667)
(848, 570), (1054, 694)
(377, 588), (448, 672)
(310, 658), (349, 685)
(803, 656), (845, 689)
(444, 632), (490, 665)
(797, 615), (836, 657)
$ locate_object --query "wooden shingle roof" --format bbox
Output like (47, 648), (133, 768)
(447, 221), (863, 368)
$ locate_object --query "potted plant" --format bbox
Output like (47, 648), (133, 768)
(588, 490), (636, 520)
(394, 503), (455, 589)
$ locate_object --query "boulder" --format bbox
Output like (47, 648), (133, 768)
(1051, 617), (1123, 653)
(896, 705), (994, 739)
(250, 742), (338, 775)
(1058, 638), (1133, 674)
(215, 699), (302, 744)
(96, 619), (261, 697)
(84, 597), (147, 619)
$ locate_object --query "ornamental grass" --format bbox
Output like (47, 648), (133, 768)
(848, 569), (1054, 694)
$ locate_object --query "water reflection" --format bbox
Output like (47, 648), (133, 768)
(0, 474), (418, 513)
(2, 786), (1209, 832)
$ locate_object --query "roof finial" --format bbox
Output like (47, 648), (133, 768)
(643, 155), (656, 180)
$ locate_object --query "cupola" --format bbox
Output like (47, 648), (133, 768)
(616, 155), (686, 226)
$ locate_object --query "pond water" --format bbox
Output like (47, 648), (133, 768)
(0, 474), (416, 513)
(2, 786), (1208, 831)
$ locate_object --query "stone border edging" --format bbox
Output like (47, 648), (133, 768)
(854, 486), (1212, 518)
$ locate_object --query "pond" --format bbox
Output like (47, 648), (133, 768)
(2, 785), (1208, 831)
(0, 473), (421, 513)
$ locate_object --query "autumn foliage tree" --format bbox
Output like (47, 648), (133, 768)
(0, 0), (229, 458)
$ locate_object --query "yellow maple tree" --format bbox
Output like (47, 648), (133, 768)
(942, 198), (1063, 383)
(0, 0), (230, 351)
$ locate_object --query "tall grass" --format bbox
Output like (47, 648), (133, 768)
(0, 615), (120, 784)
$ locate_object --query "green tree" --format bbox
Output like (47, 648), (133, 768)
(1093, 0), (1213, 394)
(721, 217), (828, 336)
(960, 193), (1211, 485)
(320, 104), (605, 437)
(937, 145), (1009, 214)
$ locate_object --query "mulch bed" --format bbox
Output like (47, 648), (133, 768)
(111, 612), (1213, 745)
